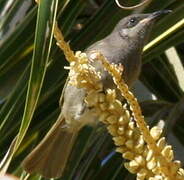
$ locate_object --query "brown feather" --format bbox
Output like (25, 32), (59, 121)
(22, 115), (78, 178)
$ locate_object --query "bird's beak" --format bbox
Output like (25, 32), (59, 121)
(140, 10), (172, 24)
(149, 10), (172, 20)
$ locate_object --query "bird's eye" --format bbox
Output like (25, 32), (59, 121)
(130, 18), (136, 23)
(128, 17), (138, 27)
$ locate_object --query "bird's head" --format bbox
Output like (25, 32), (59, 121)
(113, 10), (171, 47)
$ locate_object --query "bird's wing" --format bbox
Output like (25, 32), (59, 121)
(59, 76), (70, 107)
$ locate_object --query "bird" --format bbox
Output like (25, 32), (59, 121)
(22, 10), (171, 178)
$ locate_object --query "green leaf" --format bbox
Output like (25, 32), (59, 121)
(14, 0), (58, 152)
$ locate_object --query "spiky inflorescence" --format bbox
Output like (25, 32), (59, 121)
(54, 26), (184, 180)
(90, 52), (184, 180)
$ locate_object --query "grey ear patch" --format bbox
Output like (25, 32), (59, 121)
(119, 29), (129, 39)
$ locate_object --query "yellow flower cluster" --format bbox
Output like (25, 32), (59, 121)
(71, 51), (184, 180)
(68, 51), (102, 91)
(90, 52), (184, 180)
(53, 25), (184, 180)
(54, 23), (77, 63)
(85, 82), (184, 180)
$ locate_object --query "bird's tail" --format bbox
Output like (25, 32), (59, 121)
(22, 115), (77, 178)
